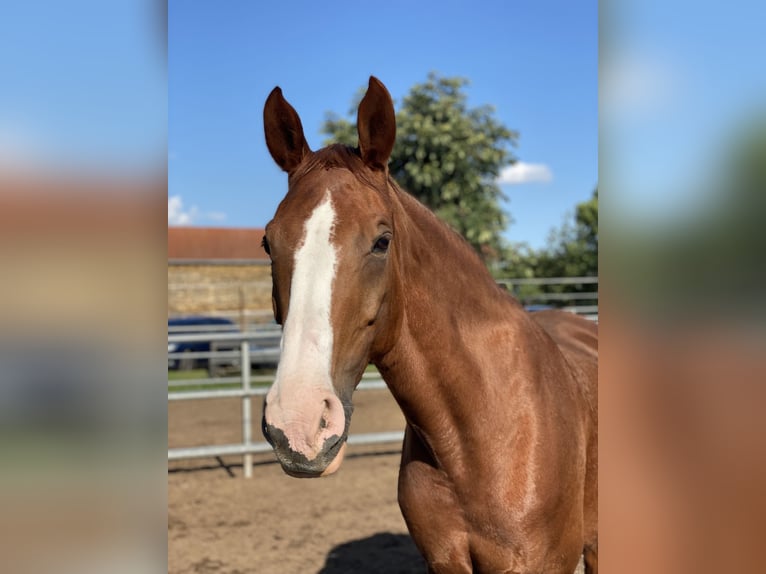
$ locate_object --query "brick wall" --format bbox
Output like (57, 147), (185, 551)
(168, 263), (273, 320)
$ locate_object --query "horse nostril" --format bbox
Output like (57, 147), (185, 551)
(318, 398), (333, 431)
(261, 414), (272, 442)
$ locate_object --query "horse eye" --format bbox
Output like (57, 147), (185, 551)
(372, 234), (391, 254)
(261, 236), (271, 256)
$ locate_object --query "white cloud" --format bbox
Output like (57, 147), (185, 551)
(168, 195), (226, 226)
(497, 162), (553, 185)
(168, 195), (196, 225)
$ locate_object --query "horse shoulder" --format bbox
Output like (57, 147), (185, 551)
(398, 425), (472, 571)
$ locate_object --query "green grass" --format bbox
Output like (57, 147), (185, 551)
(168, 364), (379, 393)
(169, 381), (243, 392)
(168, 368), (209, 381)
(168, 367), (276, 393)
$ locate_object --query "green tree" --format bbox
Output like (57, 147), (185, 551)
(497, 188), (598, 296)
(538, 188), (598, 278)
(322, 72), (518, 261)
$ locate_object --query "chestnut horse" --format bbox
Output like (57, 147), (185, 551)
(261, 77), (598, 574)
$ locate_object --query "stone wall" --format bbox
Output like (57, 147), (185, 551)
(168, 263), (273, 321)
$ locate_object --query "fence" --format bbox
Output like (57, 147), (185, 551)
(168, 277), (598, 477)
(496, 276), (599, 321)
(168, 330), (404, 478)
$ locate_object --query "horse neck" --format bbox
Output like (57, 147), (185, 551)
(392, 186), (513, 307)
(373, 185), (536, 425)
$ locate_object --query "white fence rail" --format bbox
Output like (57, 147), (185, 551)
(168, 277), (598, 477)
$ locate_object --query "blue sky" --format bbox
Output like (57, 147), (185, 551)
(3, 1), (764, 252)
(168, 0), (598, 249)
(603, 1), (766, 232)
(0, 0), (165, 170)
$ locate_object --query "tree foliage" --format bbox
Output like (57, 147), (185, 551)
(539, 188), (598, 278)
(322, 72), (518, 260)
(498, 188), (598, 286)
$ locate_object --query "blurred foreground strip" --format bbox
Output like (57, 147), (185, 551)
(0, 172), (166, 574)
(601, 311), (766, 574)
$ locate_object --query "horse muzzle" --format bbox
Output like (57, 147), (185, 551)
(261, 388), (353, 478)
(262, 421), (348, 477)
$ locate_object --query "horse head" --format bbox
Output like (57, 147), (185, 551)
(261, 77), (400, 477)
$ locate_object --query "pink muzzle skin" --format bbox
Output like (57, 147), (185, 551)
(262, 384), (351, 477)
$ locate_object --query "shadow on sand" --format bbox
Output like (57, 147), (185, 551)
(317, 532), (426, 574)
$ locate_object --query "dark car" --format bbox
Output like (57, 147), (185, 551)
(168, 316), (239, 373)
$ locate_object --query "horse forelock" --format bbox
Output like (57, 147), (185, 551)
(289, 144), (392, 199)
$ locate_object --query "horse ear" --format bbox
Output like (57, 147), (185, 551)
(357, 76), (396, 170)
(263, 87), (311, 173)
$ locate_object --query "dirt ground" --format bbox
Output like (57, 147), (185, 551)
(169, 388), (585, 574)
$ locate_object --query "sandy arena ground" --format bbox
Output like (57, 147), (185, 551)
(169, 387), (584, 573)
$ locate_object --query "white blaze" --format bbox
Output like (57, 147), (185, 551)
(279, 191), (337, 378)
(269, 190), (338, 438)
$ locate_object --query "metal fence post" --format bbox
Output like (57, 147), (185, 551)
(241, 340), (253, 478)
